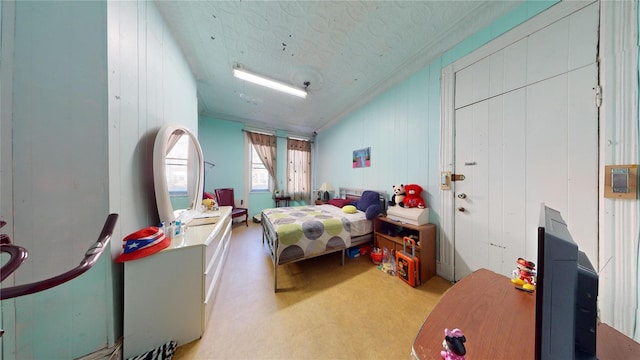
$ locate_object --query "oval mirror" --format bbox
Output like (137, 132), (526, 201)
(153, 124), (204, 225)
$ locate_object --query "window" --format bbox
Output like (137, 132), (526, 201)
(251, 144), (271, 191)
(247, 131), (277, 192)
(165, 135), (193, 210)
(166, 135), (189, 196)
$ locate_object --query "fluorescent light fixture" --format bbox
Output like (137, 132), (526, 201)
(233, 67), (307, 99)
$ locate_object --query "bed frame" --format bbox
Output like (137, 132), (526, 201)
(261, 187), (387, 292)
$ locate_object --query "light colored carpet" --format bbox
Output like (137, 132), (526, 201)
(173, 221), (452, 360)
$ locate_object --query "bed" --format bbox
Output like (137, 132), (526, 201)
(261, 188), (387, 291)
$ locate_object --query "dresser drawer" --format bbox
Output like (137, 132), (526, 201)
(203, 228), (231, 327)
(203, 219), (232, 328)
(205, 216), (231, 267)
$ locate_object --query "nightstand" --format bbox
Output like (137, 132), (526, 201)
(373, 216), (436, 283)
(273, 195), (291, 207)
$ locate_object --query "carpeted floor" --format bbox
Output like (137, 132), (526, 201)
(172, 221), (452, 360)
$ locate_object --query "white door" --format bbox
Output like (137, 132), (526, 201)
(452, 3), (599, 280)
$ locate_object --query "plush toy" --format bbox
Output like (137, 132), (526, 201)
(388, 184), (406, 207)
(511, 257), (536, 292)
(441, 328), (466, 360)
(400, 184), (426, 209)
(202, 198), (216, 210)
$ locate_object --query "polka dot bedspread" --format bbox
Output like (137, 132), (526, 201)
(262, 205), (353, 264)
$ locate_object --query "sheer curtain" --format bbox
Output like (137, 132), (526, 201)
(246, 132), (277, 186)
(286, 138), (311, 201)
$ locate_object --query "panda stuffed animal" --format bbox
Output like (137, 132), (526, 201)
(388, 184), (406, 207)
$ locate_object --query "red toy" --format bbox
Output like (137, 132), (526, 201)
(511, 257), (536, 292)
(400, 184), (426, 209)
(396, 237), (420, 287)
(441, 328), (466, 360)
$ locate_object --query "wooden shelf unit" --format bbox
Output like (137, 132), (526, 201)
(374, 216), (436, 283)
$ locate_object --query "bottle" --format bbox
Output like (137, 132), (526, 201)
(175, 220), (182, 236)
(166, 221), (174, 239)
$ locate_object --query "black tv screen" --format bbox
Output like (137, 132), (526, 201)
(535, 204), (598, 360)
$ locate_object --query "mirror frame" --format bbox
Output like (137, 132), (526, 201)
(153, 124), (204, 225)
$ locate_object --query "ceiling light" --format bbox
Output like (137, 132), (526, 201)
(233, 67), (307, 99)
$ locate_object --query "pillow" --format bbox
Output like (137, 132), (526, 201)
(327, 198), (354, 208)
(345, 195), (360, 203)
(365, 204), (382, 220)
(342, 205), (357, 214)
(353, 191), (380, 212)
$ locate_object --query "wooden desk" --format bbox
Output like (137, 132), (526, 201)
(273, 195), (291, 207)
(412, 269), (640, 360)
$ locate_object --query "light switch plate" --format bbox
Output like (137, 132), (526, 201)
(604, 164), (637, 199)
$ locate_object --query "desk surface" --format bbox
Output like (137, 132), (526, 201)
(412, 268), (640, 360)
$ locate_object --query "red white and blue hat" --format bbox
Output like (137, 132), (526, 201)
(115, 227), (170, 262)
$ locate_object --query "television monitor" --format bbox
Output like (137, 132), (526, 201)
(535, 204), (598, 360)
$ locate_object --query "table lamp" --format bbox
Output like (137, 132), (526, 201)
(319, 183), (333, 201)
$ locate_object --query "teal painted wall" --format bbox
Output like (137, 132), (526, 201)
(199, 116), (260, 217)
(2, 0), (198, 358)
(12, 0), (640, 357)
(316, 64), (438, 201)
(198, 117), (309, 218)
(316, 0), (558, 241)
(3, 2), (111, 358)
(6, 0), (632, 346)
(107, 1), (198, 356)
(197, 1), (559, 223)
(199, 116), (246, 195)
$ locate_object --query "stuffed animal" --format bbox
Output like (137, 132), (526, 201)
(388, 184), (406, 207)
(400, 184), (426, 209)
(441, 328), (466, 360)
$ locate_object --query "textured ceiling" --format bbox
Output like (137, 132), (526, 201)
(156, 1), (523, 135)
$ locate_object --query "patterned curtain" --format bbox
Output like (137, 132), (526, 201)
(286, 138), (311, 201)
(246, 132), (277, 186)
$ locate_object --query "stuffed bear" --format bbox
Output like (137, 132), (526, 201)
(388, 184), (406, 207)
(401, 184), (426, 209)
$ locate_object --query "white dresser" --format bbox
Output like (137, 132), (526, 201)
(123, 206), (232, 358)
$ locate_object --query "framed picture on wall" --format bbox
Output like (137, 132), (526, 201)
(353, 147), (371, 168)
